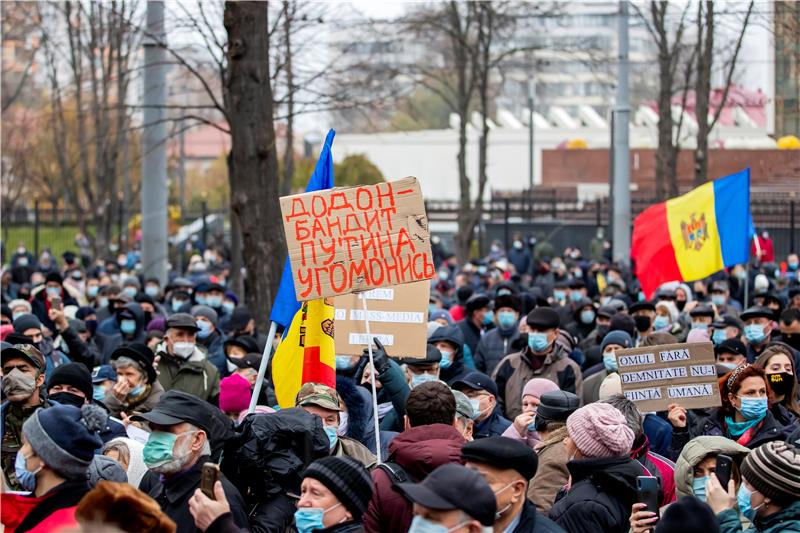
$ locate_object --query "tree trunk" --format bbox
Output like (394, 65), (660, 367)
(693, 1), (713, 186)
(281, 0), (295, 197)
(224, 1), (284, 332)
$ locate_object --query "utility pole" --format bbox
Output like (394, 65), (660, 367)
(528, 77), (535, 191)
(612, 0), (631, 266)
(141, 0), (168, 284)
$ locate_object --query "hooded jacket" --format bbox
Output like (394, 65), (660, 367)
(673, 436), (750, 500)
(1, 479), (89, 533)
(474, 324), (520, 375)
(154, 341), (220, 403)
(428, 325), (471, 385)
(717, 500), (800, 533)
(95, 302), (147, 362)
(548, 455), (641, 533)
(363, 423), (464, 533)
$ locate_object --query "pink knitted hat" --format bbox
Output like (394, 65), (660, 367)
(566, 403), (635, 458)
(687, 329), (710, 343)
(219, 373), (252, 414)
(522, 378), (559, 400)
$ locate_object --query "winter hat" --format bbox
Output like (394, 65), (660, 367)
(47, 362), (94, 400)
(191, 305), (218, 327)
(87, 455), (128, 486)
(601, 330), (633, 352)
(598, 373), (623, 401)
(522, 378), (559, 401)
(566, 403), (635, 458)
(45, 272), (64, 285)
(12, 313), (42, 334)
(304, 456), (373, 520)
(429, 310), (453, 325)
(655, 496), (719, 533)
(22, 403), (105, 479)
(687, 328), (710, 343)
(219, 373), (252, 414)
(427, 321), (444, 338)
(147, 316), (166, 333)
(740, 441), (800, 504)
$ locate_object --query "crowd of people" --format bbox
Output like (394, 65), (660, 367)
(1, 236), (799, 533)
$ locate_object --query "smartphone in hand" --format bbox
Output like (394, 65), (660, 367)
(715, 454), (733, 490)
(200, 463), (220, 499)
(636, 476), (660, 517)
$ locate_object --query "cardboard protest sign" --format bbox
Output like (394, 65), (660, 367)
(280, 177), (434, 300)
(617, 342), (721, 412)
(333, 280), (430, 359)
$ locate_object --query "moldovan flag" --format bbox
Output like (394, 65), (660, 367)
(632, 168), (753, 297)
(272, 299), (336, 408)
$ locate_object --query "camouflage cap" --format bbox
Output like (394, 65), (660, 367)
(1, 344), (45, 371)
(296, 382), (342, 411)
(452, 389), (475, 420)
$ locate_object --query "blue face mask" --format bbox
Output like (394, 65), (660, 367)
(553, 290), (566, 302)
(482, 310), (494, 326)
(195, 295), (208, 306)
(603, 351), (618, 373)
(428, 303), (438, 315)
(294, 504), (341, 533)
(737, 483), (763, 521)
(410, 372), (438, 388)
(737, 396), (768, 420)
(120, 319), (137, 335)
(653, 315), (670, 330)
(691, 322), (709, 331)
(324, 425), (338, 449)
(692, 476), (708, 501)
(222, 301), (235, 315)
(408, 515), (463, 533)
(15, 450), (38, 492)
(92, 384), (107, 402)
(196, 320), (212, 339)
(439, 350), (453, 369)
(570, 291), (583, 303)
(87, 285), (99, 299)
(497, 311), (517, 330)
(206, 295), (223, 308)
(711, 294), (726, 306)
(528, 332), (550, 352)
(744, 324), (767, 344)
(789, 260), (799, 270)
(123, 287), (137, 298)
(579, 310), (595, 325)
(128, 384), (145, 398)
(46, 287), (61, 298)
(145, 286), (160, 298)
(712, 329), (727, 345)
(172, 300), (187, 313)
(335, 355), (355, 370)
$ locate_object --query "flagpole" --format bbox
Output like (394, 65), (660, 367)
(361, 296), (383, 464)
(248, 320), (278, 414)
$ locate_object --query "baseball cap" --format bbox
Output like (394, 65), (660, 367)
(1, 344), (45, 371)
(92, 365), (117, 383)
(228, 352), (262, 370)
(450, 371), (499, 398)
(296, 383), (342, 412)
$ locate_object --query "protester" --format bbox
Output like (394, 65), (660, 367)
(451, 370), (511, 439)
(716, 339), (749, 373)
(548, 402), (639, 533)
(527, 390), (580, 513)
(740, 307), (776, 362)
(396, 463), (497, 533)
(154, 313), (220, 404)
(92, 364), (117, 401)
(474, 294), (521, 375)
(461, 436), (566, 533)
(494, 307), (583, 419)
(12, 313), (69, 380)
(102, 437), (148, 488)
(106, 342), (164, 417)
(457, 293), (494, 358)
(753, 344), (800, 421)
(1, 404), (103, 531)
(453, 389), (476, 441)
(131, 390), (249, 533)
(428, 323), (471, 384)
(501, 378), (559, 449)
(192, 305), (227, 376)
(582, 330), (632, 404)
(712, 315), (745, 346)
(364, 381), (463, 533)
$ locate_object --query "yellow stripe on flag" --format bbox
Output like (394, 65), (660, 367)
(665, 182), (724, 282)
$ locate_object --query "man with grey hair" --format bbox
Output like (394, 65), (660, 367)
(452, 389), (475, 442)
(132, 390), (248, 533)
(601, 394), (676, 506)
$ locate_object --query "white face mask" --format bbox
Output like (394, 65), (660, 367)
(172, 341), (195, 359)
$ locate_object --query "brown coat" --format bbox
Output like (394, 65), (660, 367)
(528, 426), (570, 514)
(104, 380), (165, 418)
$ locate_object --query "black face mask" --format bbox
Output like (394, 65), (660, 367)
(768, 372), (795, 397)
(634, 315), (652, 333)
(596, 325), (610, 339)
(675, 300), (687, 312)
(48, 391), (85, 408)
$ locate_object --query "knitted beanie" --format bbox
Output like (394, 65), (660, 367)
(522, 378), (559, 400)
(566, 403), (635, 458)
(13, 313), (42, 334)
(219, 373), (253, 414)
(47, 362), (94, 400)
(655, 496), (719, 533)
(600, 330), (633, 352)
(191, 305), (218, 327)
(687, 328), (710, 343)
(740, 441), (800, 504)
(23, 403), (105, 479)
(304, 456), (373, 520)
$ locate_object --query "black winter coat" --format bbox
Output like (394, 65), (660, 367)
(513, 500), (567, 533)
(548, 456), (641, 533)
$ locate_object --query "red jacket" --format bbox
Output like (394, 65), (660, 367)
(1, 480), (88, 533)
(364, 424), (464, 533)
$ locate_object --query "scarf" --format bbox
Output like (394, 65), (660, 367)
(724, 413), (765, 444)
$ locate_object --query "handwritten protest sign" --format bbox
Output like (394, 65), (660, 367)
(617, 342), (721, 412)
(280, 177), (434, 300)
(334, 280), (429, 358)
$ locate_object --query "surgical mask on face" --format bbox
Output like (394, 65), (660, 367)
(737, 396), (768, 420)
(226, 359), (238, 373)
(497, 311), (517, 330)
(15, 450), (40, 492)
(172, 300), (187, 313)
(691, 322), (709, 331)
(12, 311), (25, 321)
(92, 384), (107, 401)
(482, 310), (494, 326)
(338, 412), (349, 436)
(324, 425), (338, 449)
(172, 341), (195, 359)
(438, 270), (449, 281)
(195, 295), (208, 306)
(603, 351), (618, 373)
(493, 482), (515, 519)
(653, 315), (670, 330)
(439, 350), (453, 369)
(469, 398), (482, 419)
(128, 384), (145, 398)
(711, 294), (726, 306)
(145, 286), (159, 298)
(335, 355), (355, 370)
(692, 476), (709, 501)
(528, 332), (550, 352)
(46, 287), (61, 298)
(737, 483), (764, 521)
(143, 431), (179, 468)
(410, 372), (438, 388)
(206, 296), (223, 308)
(98, 297), (109, 309)
(222, 301), (235, 315)
(87, 286), (99, 299)
(123, 287), (137, 298)
(2, 368), (37, 400)
(579, 310), (595, 325)
(120, 319), (137, 335)
(744, 324), (767, 344)
(719, 361), (738, 371)
(570, 291), (583, 303)
(553, 290), (566, 302)
(17, 257), (28, 267)
(712, 329), (727, 345)
(294, 503), (342, 533)
(789, 260), (799, 270)
(196, 320), (212, 339)
(408, 515), (471, 533)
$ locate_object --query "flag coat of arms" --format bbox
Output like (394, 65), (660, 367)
(631, 168), (752, 297)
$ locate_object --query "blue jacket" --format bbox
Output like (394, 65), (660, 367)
(474, 407), (512, 439)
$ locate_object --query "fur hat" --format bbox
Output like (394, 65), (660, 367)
(76, 481), (176, 533)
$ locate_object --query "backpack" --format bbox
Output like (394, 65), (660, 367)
(377, 460), (413, 485)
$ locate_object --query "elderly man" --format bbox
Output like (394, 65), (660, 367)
(155, 313), (220, 403)
(132, 390), (248, 533)
(12, 313), (70, 380)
